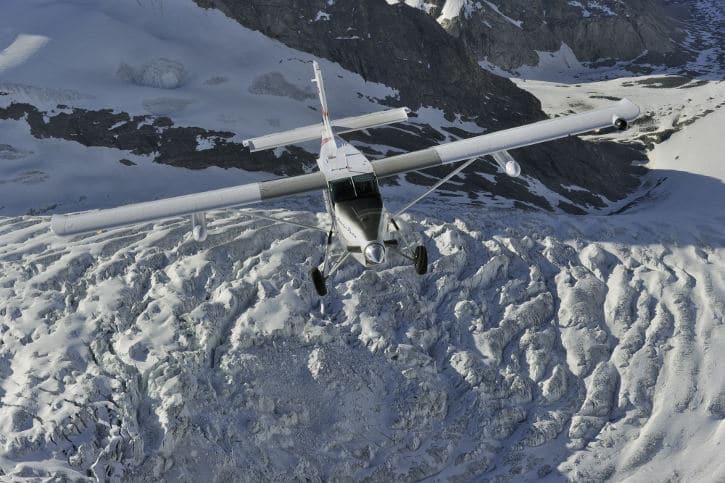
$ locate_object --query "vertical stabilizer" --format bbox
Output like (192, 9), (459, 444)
(312, 61), (338, 158)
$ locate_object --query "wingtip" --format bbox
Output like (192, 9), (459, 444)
(619, 98), (641, 120)
(49, 214), (66, 236)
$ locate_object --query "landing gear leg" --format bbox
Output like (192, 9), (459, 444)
(310, 229), (333, 297)
(310, 230), (350, 297)
(389, 217), (428, 275)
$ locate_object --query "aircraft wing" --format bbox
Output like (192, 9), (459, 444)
(372, 99), (640, 178)
(50, 171), (326, 236)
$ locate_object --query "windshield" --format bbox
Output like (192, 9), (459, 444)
(329, 174), (380, 203)
(353, 173), (379, 198)
(329, 178), (356, 203)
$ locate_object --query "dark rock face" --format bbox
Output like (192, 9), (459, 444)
(0, 103), (316, 176)
(195, 0), (540, 125)
(192, 0), (646, 210)
(409, 0), (690, 70)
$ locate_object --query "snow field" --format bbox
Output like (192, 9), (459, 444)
(1, 182), (723, 480)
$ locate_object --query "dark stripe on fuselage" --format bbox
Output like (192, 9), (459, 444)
(371, 148), (442, 178)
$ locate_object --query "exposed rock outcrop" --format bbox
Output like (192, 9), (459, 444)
(398, 0), (692, 70)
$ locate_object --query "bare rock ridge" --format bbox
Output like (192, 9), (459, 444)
(395, 0), (699, 72)
(0, 103), (315, 176)
(195, 0), (539, 123)
(194, 0), (645, 210)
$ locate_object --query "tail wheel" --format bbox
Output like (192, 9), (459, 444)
(413, 245), (428, 275)
(310, 267), (327, 296)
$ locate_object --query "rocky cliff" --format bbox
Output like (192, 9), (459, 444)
(395, 0), (692, 71)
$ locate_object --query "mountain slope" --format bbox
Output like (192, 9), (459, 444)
(396, 0), (723, 79)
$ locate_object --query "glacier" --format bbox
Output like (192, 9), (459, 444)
(1, 90), (724, 480)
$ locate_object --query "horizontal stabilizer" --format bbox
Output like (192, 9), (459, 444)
(243, 107), (410, 152)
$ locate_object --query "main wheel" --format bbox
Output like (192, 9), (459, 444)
(413, 245), (428, 275)
(310, 267), (327, 296)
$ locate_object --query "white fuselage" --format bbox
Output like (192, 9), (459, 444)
(319, 136), (388, 266)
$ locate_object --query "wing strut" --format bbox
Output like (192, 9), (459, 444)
(393, 157), (478, 217)
(241, 210), (328, 232)
(393, 148), (524, 217)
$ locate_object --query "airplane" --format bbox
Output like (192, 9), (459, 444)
(50, 61), (640, 296)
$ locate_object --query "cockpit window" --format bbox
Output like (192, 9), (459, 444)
(329, 174), (380, 203)
(329, 178), (356, 203)
(353, 174), (379, 197)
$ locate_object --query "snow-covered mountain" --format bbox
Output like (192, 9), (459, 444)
(392, 0), (724, 80)
(0, 0), (724, 481)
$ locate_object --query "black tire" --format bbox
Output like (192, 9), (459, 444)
(310, 267), (327, 296)
(414, 245), (428, 275)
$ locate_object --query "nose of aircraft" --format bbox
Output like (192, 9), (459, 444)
(364, 242), (386, 264)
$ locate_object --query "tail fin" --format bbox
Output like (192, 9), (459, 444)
(312, 61), (338, 157)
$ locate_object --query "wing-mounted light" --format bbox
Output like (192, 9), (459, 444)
(505, 160), (521, 177)
(612, 116), (628, 131)
(191, 212), (207, 242)
(491, 150), (521, 178)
